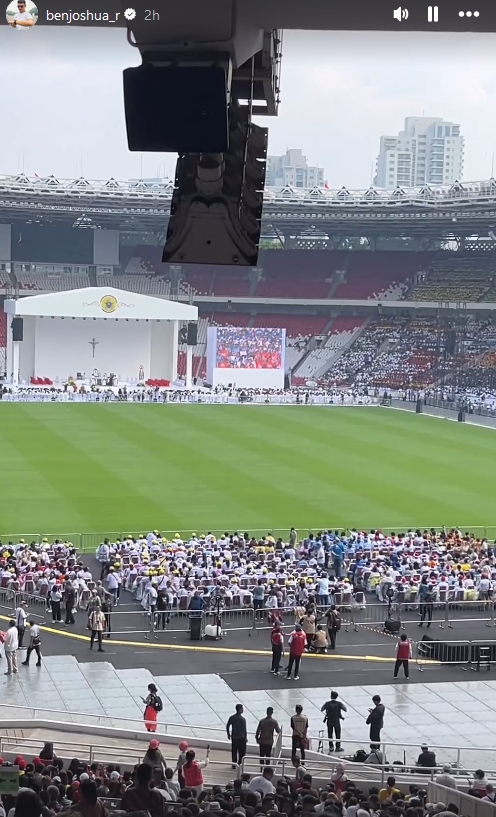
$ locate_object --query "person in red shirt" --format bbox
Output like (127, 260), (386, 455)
(271, 624), (284, 675)
(286, 624), (306, 680)
(394, 633), (412, 679)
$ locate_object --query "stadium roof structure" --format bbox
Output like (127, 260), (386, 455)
(1, 173), (496, 238)
(4, 286), (198, 321)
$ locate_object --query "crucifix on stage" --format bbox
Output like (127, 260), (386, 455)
(89, 338), (99, 358)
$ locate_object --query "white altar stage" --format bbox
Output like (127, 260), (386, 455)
(3, 287), (198, 385)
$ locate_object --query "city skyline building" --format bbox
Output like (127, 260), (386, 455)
(374, 117), (464, 189)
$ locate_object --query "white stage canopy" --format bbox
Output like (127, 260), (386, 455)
(4, 287), (198, 385)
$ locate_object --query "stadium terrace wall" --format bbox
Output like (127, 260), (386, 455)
(5, 292), (496, 313)
(391, 398), (496, 431)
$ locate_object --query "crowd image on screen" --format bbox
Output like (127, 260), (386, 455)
(216, 328), (283, 370)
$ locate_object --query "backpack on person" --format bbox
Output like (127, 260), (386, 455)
(153, 695), (163, 712)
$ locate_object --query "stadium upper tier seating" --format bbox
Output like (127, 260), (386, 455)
(321, 317), (496, 390)
(332, 251), (434, 299)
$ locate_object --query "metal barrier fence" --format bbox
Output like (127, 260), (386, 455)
(416, 637), (496, 670)
(346, 599), (496, 631)
(0, 587), (47, 624)
(2, 526), (496, 553)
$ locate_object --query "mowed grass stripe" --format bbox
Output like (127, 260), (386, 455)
(240, 407), (496, 524)
(0, 404), (496, 535)
(0, 405), (169, 531)
(83, 404), (264, 530)
(94, 405), (329, 529)
(0, 427), (83, 533)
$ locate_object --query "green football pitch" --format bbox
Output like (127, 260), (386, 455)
(1, 404), (495, 548)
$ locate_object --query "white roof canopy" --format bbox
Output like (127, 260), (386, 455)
(4, 287), (198, 321)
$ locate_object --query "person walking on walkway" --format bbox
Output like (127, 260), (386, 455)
(366, 695), (385, 743)
(226, 703), (247, 769)
(142, 683), (163, 733)
(321, 690), (347, 753)
(4, 620), (19, 676)
(394, 634), (412, 679)
(270, 624), (284, 674)
(286, 624), (306, 680)
(88, 607), (105, 652)
(290, 704), (309, 760)
(256, 706), (281, 769)
(22, 620), (42, 667)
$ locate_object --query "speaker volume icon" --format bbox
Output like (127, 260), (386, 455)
(393, 6), (409, 19)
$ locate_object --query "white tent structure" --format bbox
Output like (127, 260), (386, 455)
(4, 287), (198, 386)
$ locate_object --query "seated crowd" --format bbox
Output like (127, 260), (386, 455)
(1, 740), (495, 817)
(1, 528), (495, 639)
(321, 318), (496, 392)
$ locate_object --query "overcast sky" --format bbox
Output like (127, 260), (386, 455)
(0, 27), (495, 188)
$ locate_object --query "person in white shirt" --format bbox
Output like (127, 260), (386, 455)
(435, 764), (458, 790)
(248, 767), (276, 795)
(15, 602), (28, 649)
(106, 569), (120, 604)
(9, 0), (34, 28)
(21, 620), (42, 667)
(4, 620), (19, 675)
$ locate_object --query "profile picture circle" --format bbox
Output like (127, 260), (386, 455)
(6, 0), (38, 29)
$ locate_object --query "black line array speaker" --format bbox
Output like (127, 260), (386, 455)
(12, 317), (23, 342)
(187, 323), (198, 346)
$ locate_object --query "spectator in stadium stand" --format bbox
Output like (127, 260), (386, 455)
(470, 769), (489, 797)
(286, 623), (307, 680)
(226, 703), (248, 769)
(142, 739), (167, 774)
(121, 762), (165, 817)
(248, 766), (276, 796)
(416, 744), (437, 773)
(379, 776), (401, 803)
(174, 740), (189, 788)
(61, 779), (105, 817)
(38, 742), (56, 765)
(255, 706), (281, 768)
(435, 764), (458, 789)
(270, 623), (284, 675)
(394, 633), (412, 679)
(326, 605), (342, 651)
(13, 790), (43, 817)
(321, 690), (347, 753)
(366, 695), (385, 743)
(290, 704), (309, 760)
(483, 784), (496, 802)
(182, 748), (210, 795)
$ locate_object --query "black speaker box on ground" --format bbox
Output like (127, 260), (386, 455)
(12, 317), (23, 342)
(384, 618), (401, 634)
(123, 64), (229, 154)
(187, 323), (198, 346)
